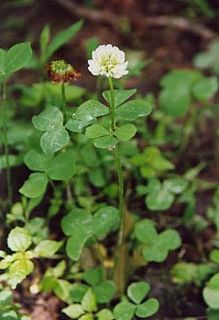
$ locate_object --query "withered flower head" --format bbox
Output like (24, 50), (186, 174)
(46, 59), (81, 83)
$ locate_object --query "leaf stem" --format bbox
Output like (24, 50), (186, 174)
(1, 79), (12, 208)
(108, 77), (126, 295)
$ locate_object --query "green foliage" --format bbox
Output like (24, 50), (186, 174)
(116, 99), (152, 121)
(134, 219), (181, 262)
(207, 187), (219, 232)
(7, 227), (32, 252)
(171, 262), (216, 286)
(114, 281), (159, 319)
(132, 146), (174, 178)
(61, 206), (119, 260)
(1, 33), (219, 320)
(0, 286), (30, 319)
(159, 69), (218, 117)
(194, 40), (219, 74)
(18, 82), (85, 108)
(203, 273), (219, 309)
(0, 42), (32, 79)
(32, 106), (70, 154)
(102, 89), (137, 107)
(0, 227), (62, 288)
(19, 172), (48, 198)
(45, 21), (83, 61)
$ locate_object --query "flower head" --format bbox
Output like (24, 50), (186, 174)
(46, 59), (80, 83)
(88, 44), (128, 79)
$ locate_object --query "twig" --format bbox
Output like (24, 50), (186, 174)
(51, 0), (215, 40)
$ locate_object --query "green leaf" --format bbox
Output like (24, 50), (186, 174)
(0, 289), (13, 305)
(0, 48), (6, 75)
(83, 267), (103, 286)
(40, 126), (70, 155)
(114, 124), (137, 141)
(171, 262), (197, 285)
(61, 209), (91, 236)
(210, 249), (219, 264)
(8, 259), (34, 288)
(96, 309), (114, 320)
(40, 24), (50, 57)
(203, 286), (219, 309)
(5, 42), (32, 74)
(146, 187), (175, 211)
(208, 273), (219, 290)
(62, 207), (118, 261)
(103, 89), (137, 108)
(134, 219), (158, 244)
(92, 206), (119, 239)
(7, 227), (32, 252)
(159, 88), (190, 118)
(74, 100), (109, 121)
(24, 149), (52, 172)
(34, 240), (62, 257)
(207, 309), (219, 320)
(46, 20), (83, 59)
(66, 118), (93, 133)
(0, 155), (18, 169)
(19, 173), (48, 198)
(93, 280), (116, 303)
(161, 69), (202, 88)
(45, 149), (76, 180)
(53, 279), (73, 303)
(116, 99), (152, 121)
(32, 107), (63, 131)
(66, 226), (91, 261)
(163, 177), (188, 194)
(143, 146), (174, 172)
(136, 298), (159, 318)
(62, 304), (84, 319)
(114, 302), (136, 320)
(158, 229), (181, 251)
(46, 83), (85, 101)
(127, 282), (150, 304)
(79, 314), (94, 320)
(1, 310), (20, 320)
(70, 283), (88, 302)
(93, 135), (117, 149)
(89, 168), (106, 187)
(192, 76), (218, 101)
(159, 70), (202, 118)
(85, 124), (110, 139)
(81, 288), (97, 313)
(142, 240), (169, 263)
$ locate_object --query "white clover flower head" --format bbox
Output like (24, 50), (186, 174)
(88, 44), (128, 79)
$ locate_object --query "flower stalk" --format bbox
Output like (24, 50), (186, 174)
(108, 77), (126, 295)
(61, 82), (66, 117)
(108, 77), (116, 132)
(1, 80), (12, 208)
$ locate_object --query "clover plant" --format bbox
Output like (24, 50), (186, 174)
(0, 25), (219, 320)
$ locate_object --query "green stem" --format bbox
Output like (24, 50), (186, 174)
(61, 83), (74, 206)
(108, 77), (126, 295)
(61, 82), (66, 117)
(180, 103), (196, 153)
(115, 147), (125, 246)
(1, 80), (12, 208)
(108, 77), (116, 131)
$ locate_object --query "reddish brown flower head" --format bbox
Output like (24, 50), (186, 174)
(46, 59), (81, 83)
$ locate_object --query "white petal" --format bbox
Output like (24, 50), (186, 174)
(113, 62), (128, 78)
(116, 49), (125, 63)
(88, 60), (101, 76)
